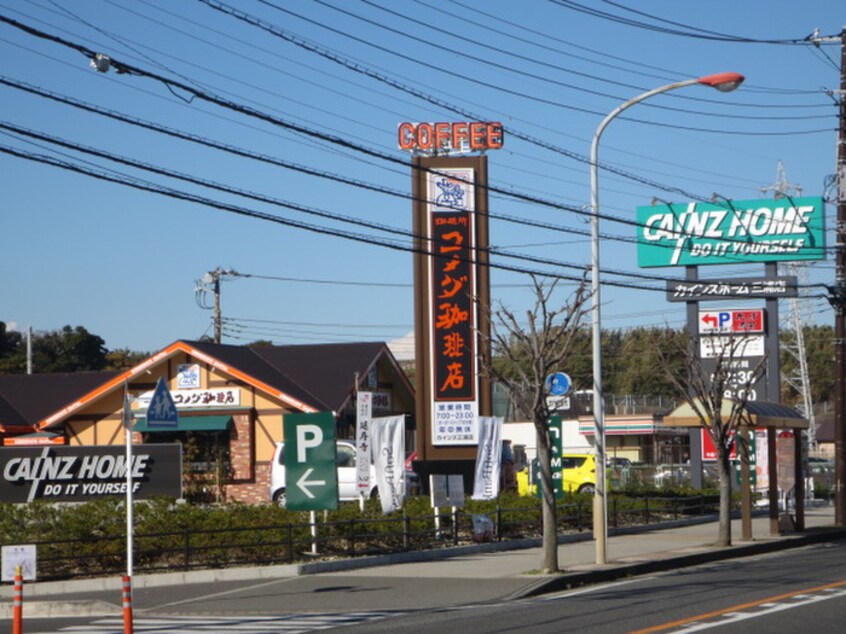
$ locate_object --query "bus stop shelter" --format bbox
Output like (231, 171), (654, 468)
(662, 399), (809, 539)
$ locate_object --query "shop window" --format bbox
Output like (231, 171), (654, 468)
(144, 430), (232, 503)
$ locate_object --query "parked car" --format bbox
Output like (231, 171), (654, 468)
(808, 457), (834, 475)
(561, 453), (597, 494)
(269, 440), (377, 506)
(524, 453), (598, 496)
(607, 457), (632, 469)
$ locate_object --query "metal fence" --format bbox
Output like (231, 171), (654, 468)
(16, 494), (720, 582)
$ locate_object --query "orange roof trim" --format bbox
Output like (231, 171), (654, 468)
(37, 341), (317, 430)
(181, 344), (316, 413)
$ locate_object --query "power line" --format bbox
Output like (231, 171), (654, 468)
(1, 143), (630, 290)
(2, 9), (822, 222)
(430, 0), (836, 102)
(0, 15), (834, 271)
(0, 79), (727, 259)
(550, 0), (829, 45)
(320, 0), (831, 122)
(200, 1), (832, 135)
(6, 118), (829, 285)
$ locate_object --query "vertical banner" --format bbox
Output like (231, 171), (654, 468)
(428, 167), (479, 445)
(372, 415), (406, 514)
(755, 429), (769, 492)
(472, 416), (503, 500)
(355, 392), (373, 494)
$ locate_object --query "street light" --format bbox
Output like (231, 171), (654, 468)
(589, 72), (745, 565)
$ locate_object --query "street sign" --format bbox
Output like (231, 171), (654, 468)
(700, 335), (765, 359)
(430, 474), (465, 507)
(699, 309), (765, 334)
(144, 377), (178, 429)
(545, 372), (572, 396)
(701, 356), (766, 403)
(283, 412), (339, 511)
(701, 429), (738, 461)
(535, 416), (564, 499)
(546, 395), (571, 412)
(666, 276), (798, 302)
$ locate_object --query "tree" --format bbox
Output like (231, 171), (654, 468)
(780, 324), (834, 408)
(0, 325), (108, 374)
(106, 348), (151, 371)
(480, 275), (590, 573)
(0, 322), (25, 373)
(614, 327), (687, 399)
(247, 340), (275, 348)
(659, 331), (765, 546)
(32, 325), (107, 373)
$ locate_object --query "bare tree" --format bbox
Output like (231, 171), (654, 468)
(660, 331), (766, 546)
(480, 274), (590, 573)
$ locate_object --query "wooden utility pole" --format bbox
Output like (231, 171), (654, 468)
(835, 29), (846, 525)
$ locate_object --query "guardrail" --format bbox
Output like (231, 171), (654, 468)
(11, 494), (719, 582)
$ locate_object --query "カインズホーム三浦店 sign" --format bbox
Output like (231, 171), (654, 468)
(636, 197), (825, 268)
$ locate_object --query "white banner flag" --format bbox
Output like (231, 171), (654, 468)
(355, 392), (373, 494)
(472, 416), (503, 500)
(372, 415), (406, 514)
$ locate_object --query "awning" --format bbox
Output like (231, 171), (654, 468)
(134, 415), (232, 433)
(3, 431), (67, 446)
(661, 399), (807, 430)
(578, 416), (657, 436)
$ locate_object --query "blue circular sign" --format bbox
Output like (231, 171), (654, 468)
(545, 372), (572, 396)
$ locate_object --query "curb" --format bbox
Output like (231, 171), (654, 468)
(0, 513), (767, 595)
(0, 599), (119, 619)
(1, 511), (838, 608)
(517, 526), (846, 598)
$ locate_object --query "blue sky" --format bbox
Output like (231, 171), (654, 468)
(0, 0), (842, 359)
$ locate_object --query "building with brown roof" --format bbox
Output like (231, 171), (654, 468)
(0, 340), (415, 503)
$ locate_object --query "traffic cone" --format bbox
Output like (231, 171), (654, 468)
(122, 574), (134, 634)
(13, 565), (22, 634)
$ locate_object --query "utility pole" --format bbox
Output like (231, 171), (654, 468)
(26, 326), (32, 374)
(195, 268), (239, 344)
(825, 27), (846, 526)
(837, 28), (846, 526)
(213, 273), (222, 344)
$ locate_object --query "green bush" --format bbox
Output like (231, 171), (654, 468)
(0, 488), (727, 580)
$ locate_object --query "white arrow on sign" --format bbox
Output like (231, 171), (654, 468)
(296, 467), (326, 499)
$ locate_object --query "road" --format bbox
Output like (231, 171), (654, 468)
(7, 536), (846, 633)
(343, 539), (846, 634)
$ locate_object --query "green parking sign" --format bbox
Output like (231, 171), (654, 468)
(283, 412), (339, 511)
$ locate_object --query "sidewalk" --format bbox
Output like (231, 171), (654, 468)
(309, 503), (843, 592)
(2, 503), (844, 618)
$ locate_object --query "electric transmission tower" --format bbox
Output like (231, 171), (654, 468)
(195, 268), (239, 344)
(761, 162), (817, 448)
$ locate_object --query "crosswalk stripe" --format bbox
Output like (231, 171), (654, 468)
(30, 610), (403, 634)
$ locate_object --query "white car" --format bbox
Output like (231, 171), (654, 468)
(270, 440), (378, 506)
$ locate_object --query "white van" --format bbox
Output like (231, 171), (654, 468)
(269, 440), (378, 506)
